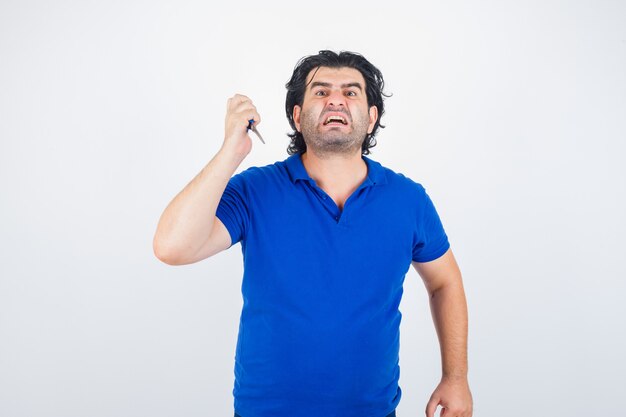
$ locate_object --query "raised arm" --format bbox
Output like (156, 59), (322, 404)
(152, 94), (259, 265)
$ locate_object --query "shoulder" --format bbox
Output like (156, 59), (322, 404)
(370, 158), (428, 196)
(230, 158), (290, 188)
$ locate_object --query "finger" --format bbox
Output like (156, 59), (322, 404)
(226, 105), (261, 127)
(228, 110), (262, 139)
(245, 110), (262, 127)
(227, 94), (251, 110)
(425, 398), (439, 417)
(442, 405), (464, 417)
(231, 102), (261, 127)
(231, 101), (261, 125)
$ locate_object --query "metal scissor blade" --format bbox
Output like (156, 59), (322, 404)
(250, 125), (265, 144)
(247, 119), (265, 144)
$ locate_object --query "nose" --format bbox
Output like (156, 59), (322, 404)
(326, 89), (346, 107)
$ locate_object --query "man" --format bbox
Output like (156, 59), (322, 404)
(153, 50), (473, 417)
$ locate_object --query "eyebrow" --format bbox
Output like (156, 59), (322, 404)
(309, 81), (363, 92)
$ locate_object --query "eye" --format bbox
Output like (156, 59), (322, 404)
(346, 90), (357, 97)
(314, 90), (327, 96)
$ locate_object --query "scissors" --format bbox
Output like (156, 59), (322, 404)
(247, 119), (265, 144)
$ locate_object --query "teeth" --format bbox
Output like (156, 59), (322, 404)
(325, 115), (346, 124)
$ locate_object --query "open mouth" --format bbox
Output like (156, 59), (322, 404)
(323, 115), (348, 125)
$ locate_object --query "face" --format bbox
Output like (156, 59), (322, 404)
(293, 66), (378, 156)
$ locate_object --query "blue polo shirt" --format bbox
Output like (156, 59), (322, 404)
(216, 151), (450, 417)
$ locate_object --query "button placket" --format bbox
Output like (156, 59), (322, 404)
(306, 182), (341, 222)
(339, 181), (374, 227)
(305, 177), (375, 226)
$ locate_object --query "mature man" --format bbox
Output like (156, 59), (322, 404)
(153, 50), (473, 417)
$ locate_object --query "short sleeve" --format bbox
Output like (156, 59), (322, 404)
(215, 172), (250, 246)
(412, 186), (450, 262)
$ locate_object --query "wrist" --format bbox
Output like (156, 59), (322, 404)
(216, 144), (247, 166)
(441, 372), (468, 382)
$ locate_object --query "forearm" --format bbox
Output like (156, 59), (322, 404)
(429, 280), (469, 380)
(153, 148), (244, 260)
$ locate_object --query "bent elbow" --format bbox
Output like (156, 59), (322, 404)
(153, 236), (183, 266)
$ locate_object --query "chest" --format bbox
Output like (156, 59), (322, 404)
(248, 183), (416, 270)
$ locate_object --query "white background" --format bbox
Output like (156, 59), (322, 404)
(1, 1), (625, 416)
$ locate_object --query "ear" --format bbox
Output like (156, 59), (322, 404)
(293, 105), (302, 132)
(367, 105), (379, 134)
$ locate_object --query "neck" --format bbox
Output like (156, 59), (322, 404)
(300, 149), (367, 191)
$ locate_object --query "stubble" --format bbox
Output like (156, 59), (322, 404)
(299, 108), (370, 159)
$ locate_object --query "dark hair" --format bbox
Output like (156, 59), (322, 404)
(285, 50), (391, 155)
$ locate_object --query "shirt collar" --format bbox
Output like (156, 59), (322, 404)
(285, 151), (388, 186)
